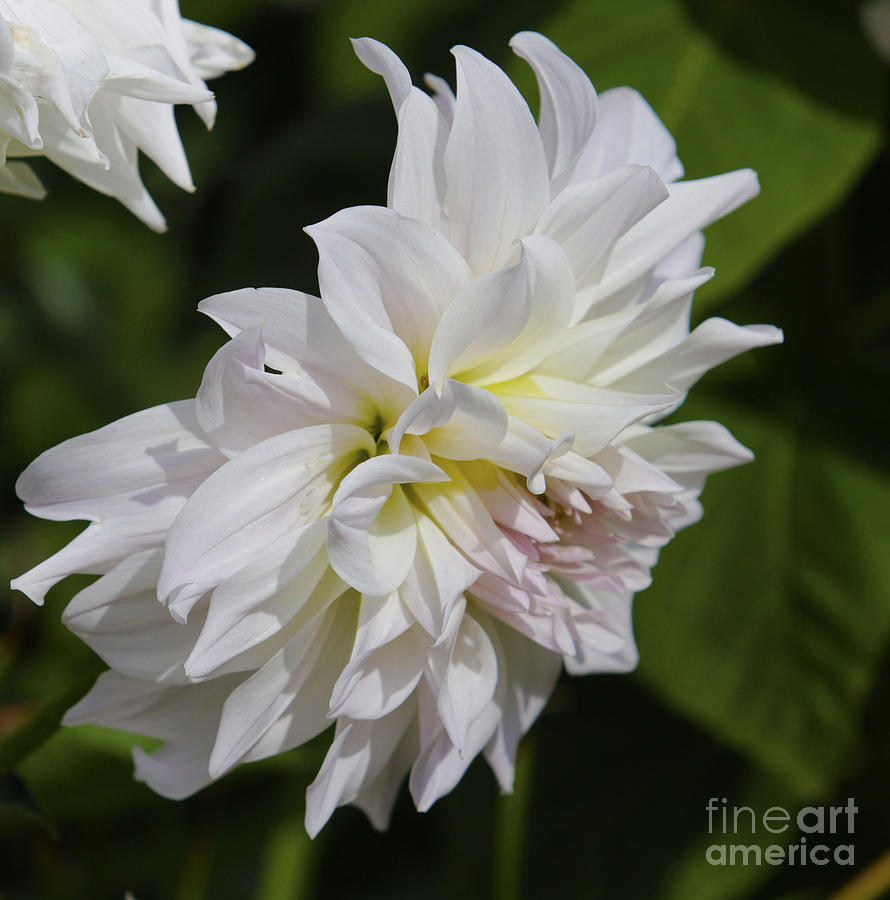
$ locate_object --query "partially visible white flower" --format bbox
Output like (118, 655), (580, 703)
(0, 0), (253, 229)
(12, 33), (782, 834)
(862, 0), (890, 61)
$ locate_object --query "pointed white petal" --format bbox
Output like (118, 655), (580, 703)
(305, 703), (415, 837)
(484, 621), (561, 791)
(499, 376), (679, 457)
(572, 86), (683, 184)
(587, 269), (713, 381)
(158, 424), (374, 621)
(400, 514), (479, 638)
(392, 378), (508, 461)
(62, 549), (200, 684)
(182, 19), (254, 79)
(329, 625), (426, 720)
(351, 37), (412, 112)
(11, 499), (182, 605)
(388, 87), (449, 232)
(307, 206), (471, 371)
(444, 45), (550, 274)
(589, 169), (760, 307)
(353, 725), (419, 830)
(536, 165), (668, 293)
(607, 318), (784, 395)
(327, 454), (447, 596)
(15, 399), (222, 523)
(132, 741), (214, 800)
(208, 602), (353, 778)
(423, 72), (455, 123)
(183, 520), (332, 679)
(428, 234), (576, 389)
(0, 159), (45, 198)
(556, 582), (639, 674)
(621, 420), (754, 474)
(434, 612), (498, 751)
(510, 31), (598, 184)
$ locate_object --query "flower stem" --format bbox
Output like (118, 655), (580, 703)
(257, 795), (319, 900)
(493, 735), (536, 900)
(827, 849), (890, 900)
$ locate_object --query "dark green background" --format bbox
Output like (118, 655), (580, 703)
(2, 0), (889, 897)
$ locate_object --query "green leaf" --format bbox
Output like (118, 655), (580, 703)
(527, 0), (885, 305)
(634, 398), (890, 796)
(655, 767), (800, 900)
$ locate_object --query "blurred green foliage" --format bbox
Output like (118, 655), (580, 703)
(1, 0), (889, 898)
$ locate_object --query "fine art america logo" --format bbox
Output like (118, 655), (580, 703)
(706, 798), (857, 867)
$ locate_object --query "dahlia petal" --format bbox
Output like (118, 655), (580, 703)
(307, 206), (471, 370)
(159, 424), (374, 621)
(388, 88), (449, 232)
(484, 417), (577, 495)
(64, 668), (237, 743)
(328, 625), (427, 720)
(102, 47), (213, 103)
(351, 36), (411, 112)
(353, 725), (419, 831)
(572, 86), (683, 184)
(428, 234), (576, 388)
(434, 612), (498, 751)
(589, 169), (760, 306)
(536, 165), (669, 293)
(393, 378), (508, 461)
(423, 72), (455, 123)
(62, 549), (202, 684)
(621, 420), (754, 475)
(112, 95), (194, 191)
(400, 515), (480, 638)
(239, 611), (355, 764)
(558, 582), (638, 674)
(349, 592), (415, 661)
(305, 703), (415, 838)
(0, 74), (41, 148)
(327, 454), (447, 596)
(483, 621), (561, 791)
(184, 520), (332, 679)
(208, 603), (351, 778)
(3, 0), (108, 135)
(29, 101), (107, 166)
(414, 467), (530, 588)
(0, 158), (45, 198)
(11, 501), (182, 605)
(593, 443), (683, 495)
(499, 376), (679, 457)
(133, 741), (214, 800)
(588, 269), (714, 381)
(198, 287), (392, 419)
(510, 31), (598, 185)
(444, 45), (550, 274)
(181, 19), (254, 80)
(409, 692), (502, 812)
(200, 288), (356, 376)
(471, 467), (558, 543)
(608, 318), (784, 396)
(534, 306), (640, 382)
(196, 327), (264, 442)
(15, 399), (221, 522)
(44, 97), (167, 230)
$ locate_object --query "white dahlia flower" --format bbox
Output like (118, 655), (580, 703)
(12, 33), (782, 834)
(0, 0), (253, 229)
